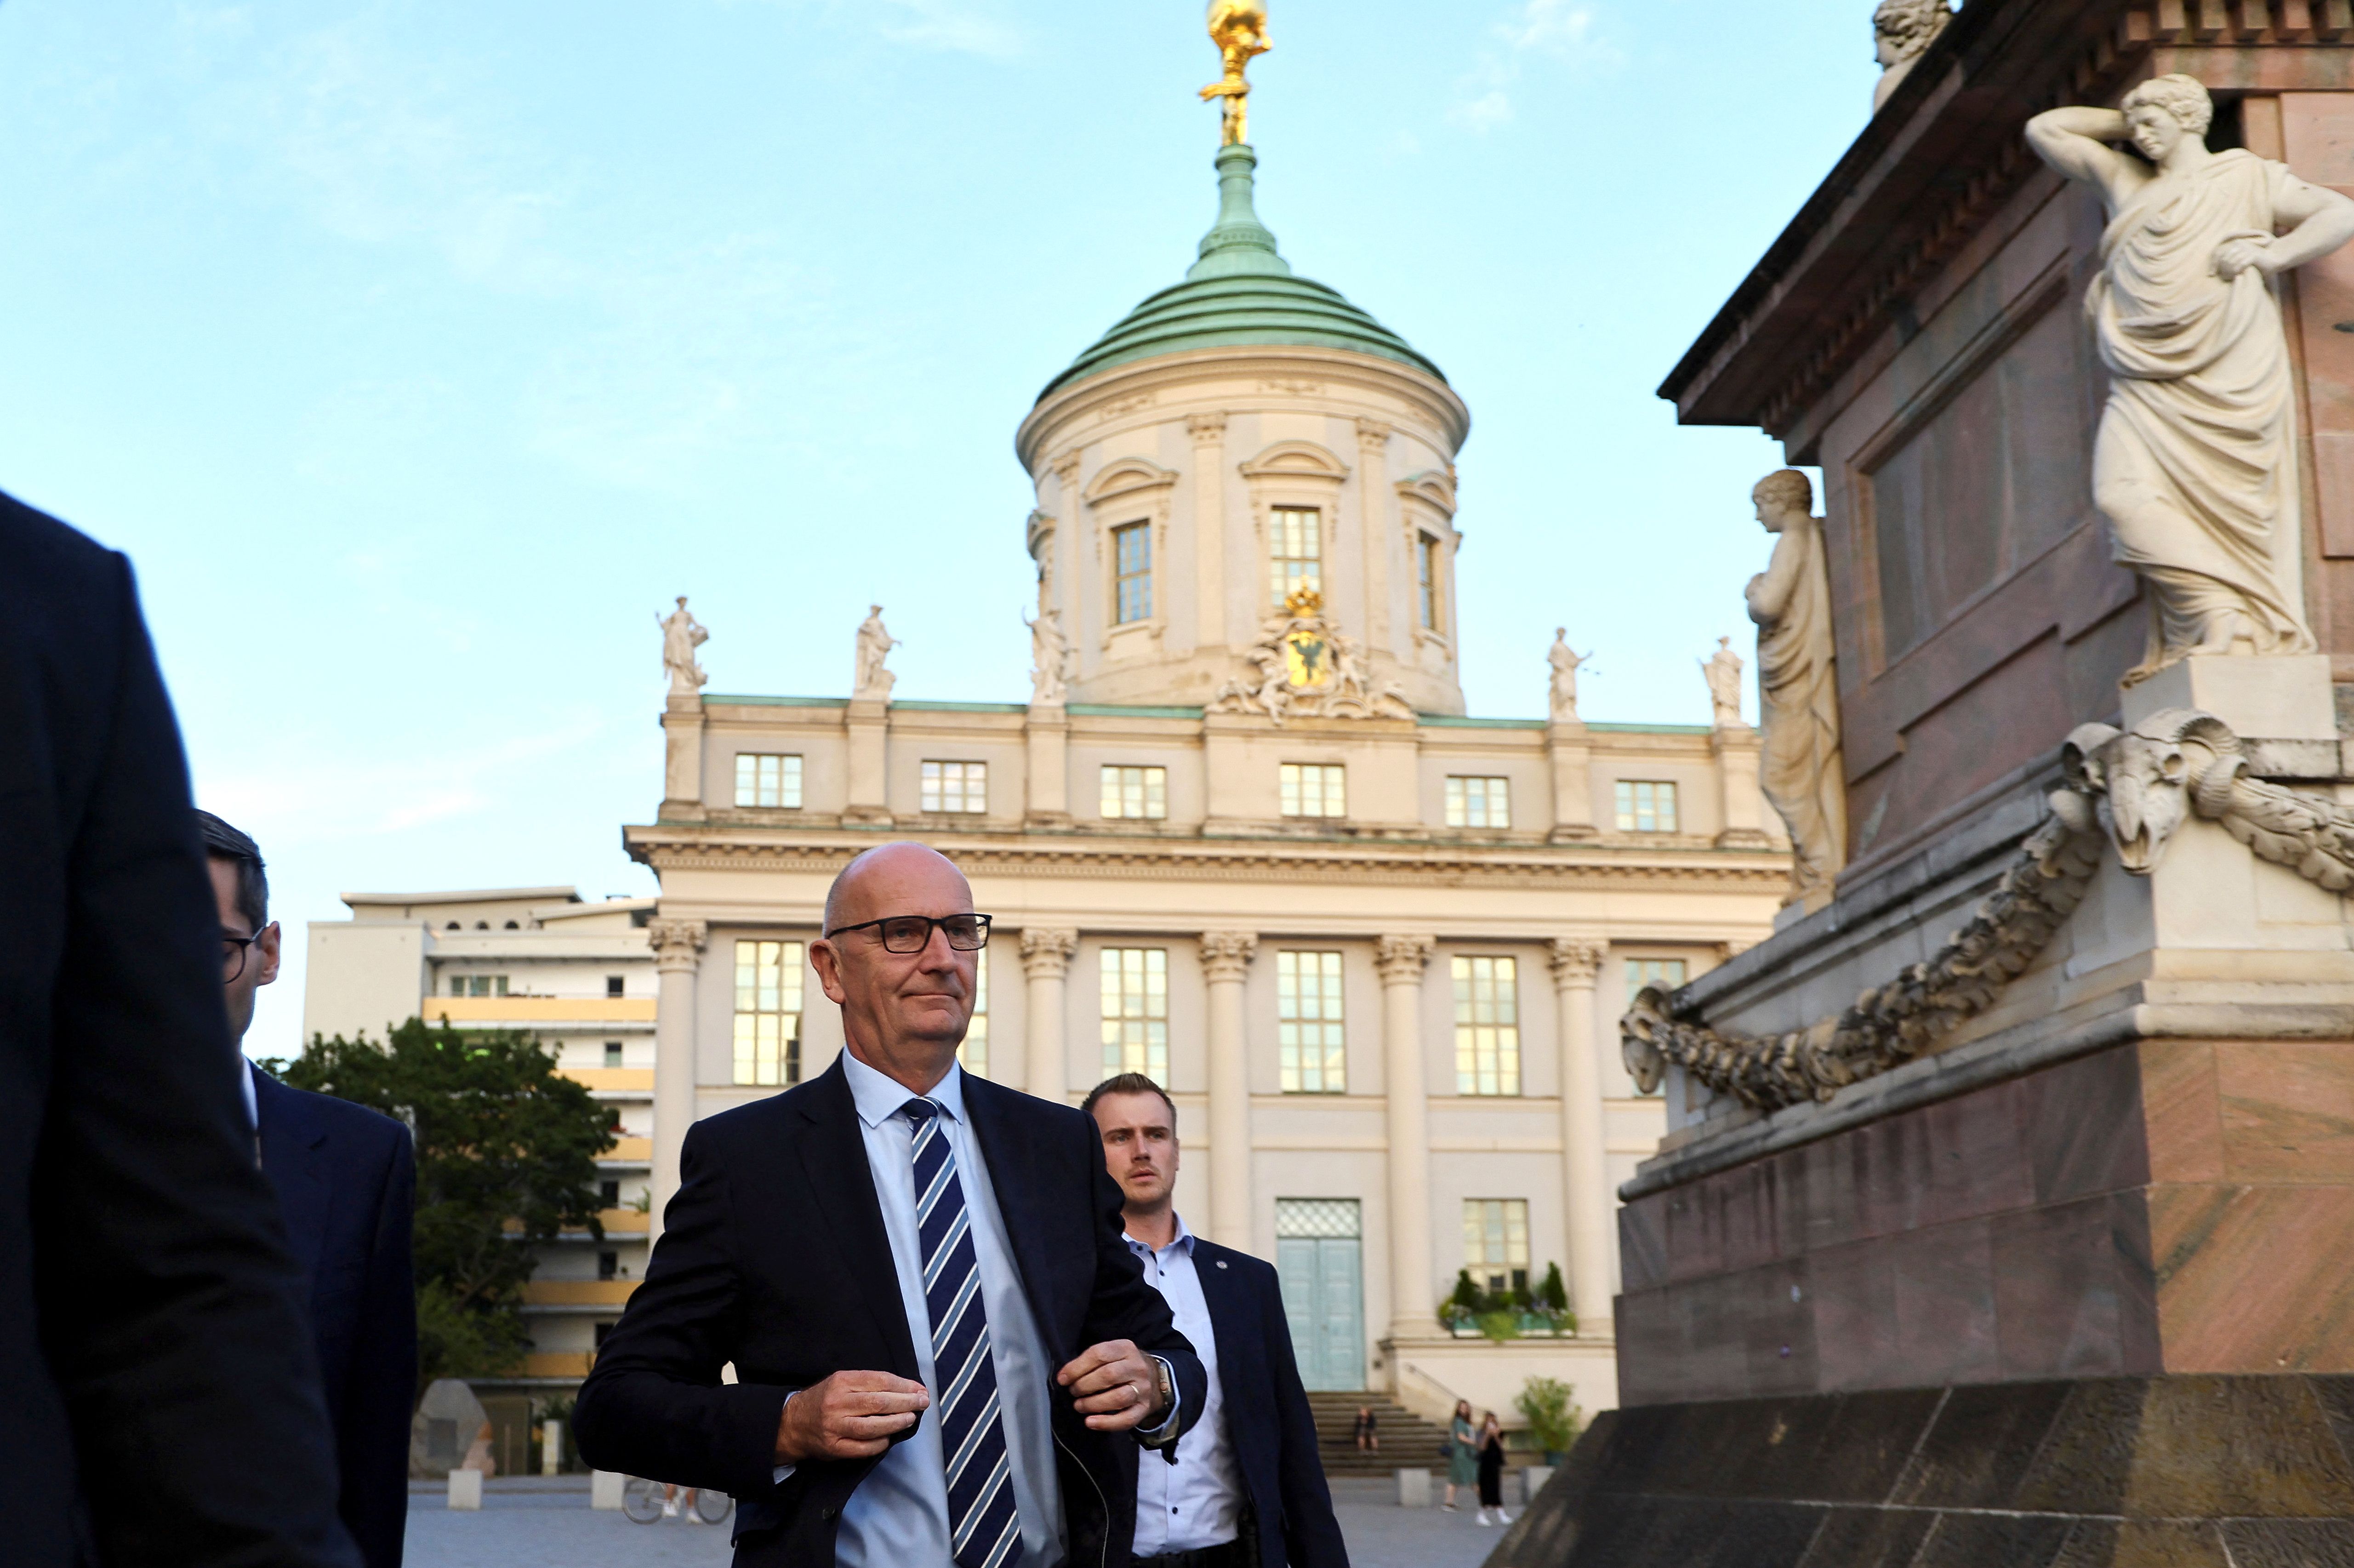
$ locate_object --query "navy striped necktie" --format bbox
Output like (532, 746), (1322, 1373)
(902, 1097), (1022, 1568)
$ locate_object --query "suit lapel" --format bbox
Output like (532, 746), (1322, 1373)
(1191, 1239), (1245, 1371)
(253, 1069), (330, 1286)
(792, 1060), (920, 1380)
(962, 1078), (1059, 1343)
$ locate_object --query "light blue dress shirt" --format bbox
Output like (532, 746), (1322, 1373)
(1127, 1216), (1241, 1557)
(794, 1053), (1068, 1568)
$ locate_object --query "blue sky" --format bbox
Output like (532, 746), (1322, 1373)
(0, 0), (1879, 1057)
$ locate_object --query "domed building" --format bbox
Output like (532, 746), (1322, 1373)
(616, 99), (1788, 1427)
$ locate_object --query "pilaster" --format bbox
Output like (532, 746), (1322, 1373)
(661, 694), (707, 820)
(1547, 720), (1598, 843)
(1357, 417), (1392, 651)
(1026, 704), (1071, 828)
(844, 696), (893, 827)
(1711, 722), (1773, 850)
(1190, 413), (1229, 654)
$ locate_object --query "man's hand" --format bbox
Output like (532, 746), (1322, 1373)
(1056, 1340), (1165, 1432)
(775, 1370), (930, 1463)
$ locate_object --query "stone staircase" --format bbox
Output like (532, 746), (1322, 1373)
(1301, 1391), (1455, 1478)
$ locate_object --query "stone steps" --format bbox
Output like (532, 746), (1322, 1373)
(1300, 1391), (1454, 1477)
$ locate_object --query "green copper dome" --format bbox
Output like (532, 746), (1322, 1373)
(1038, 144), (1446, 400)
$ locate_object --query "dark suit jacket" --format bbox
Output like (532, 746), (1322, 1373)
(574, 1057), (1208, 1568)
(0, 488), (356, 1567)
(253, 1067), (418, 1568)
(1121, 1239), (1349, 1568)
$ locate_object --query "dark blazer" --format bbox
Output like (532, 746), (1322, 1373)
(1121, 1239), (1349, 1568)
(0, 488), (356, 1567)
(575, 1057), (1208, 1568)
(254, 1067), (418, 1568)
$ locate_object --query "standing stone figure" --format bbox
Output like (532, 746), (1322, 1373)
(656, 596), (707, 700)
(1746, 471), (1847, 905)
(853, 604), (898, 700)
(1871, 0), (1950, 110)
(1027, 607), (1070, 706)
(1547, 629), (1587, 722)
(2028, 76), (2354, 684)
(1701, 636), (1745, 729)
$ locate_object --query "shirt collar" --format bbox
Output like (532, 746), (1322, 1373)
(840, 1048), (968, 1130)
(1124, 1212), (1196, 1257)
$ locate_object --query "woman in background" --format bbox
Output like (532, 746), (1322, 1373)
(1442, 1399), (1476, 1511)
(1475, 1409), (1509, 1527)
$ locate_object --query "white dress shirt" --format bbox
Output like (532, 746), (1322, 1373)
(1126, 1215), (1241, 1557)
(811, 1054), (1068, 1568)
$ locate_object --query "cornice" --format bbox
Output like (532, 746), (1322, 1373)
(623, 824), (1788, 891)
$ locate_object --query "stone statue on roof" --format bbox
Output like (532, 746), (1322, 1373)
(656, 596), (707, 700)
(854, 604), (898, 701)
(2028, 75), (2354, 685)
(1702, 636), (1745, 730)
(1027, 607), (1071, 707)
(1548, 629), (1587, 723)
(1871, 0), (1950, 110)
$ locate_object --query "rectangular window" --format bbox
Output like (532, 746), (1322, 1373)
(597, 1250), (619, 1282)
(1099, 765), (1168, 820)
(731, 939), (804, 1087)
(955, 945), (991, 1078)
(1100, 947), (1169, 1080)
(1113, 521), (1152, 624)
(921, 760), (987, 814)
(1444, 775), (1510, 829)
(1277, 951), (1346, 1094)
(1269, 506), (1322, 606)
(606, 975), (625, 998)
(1418, 534), (1441, 631)
(452, 975), (509, 998)
(602, 1041), (623, 1069)
(598, 1179), (621, 1207)
(1613, 780), (1679, 833)
(1453, 955), (1521, 1096)
(1625, 958), (1689, 1004)
(1279, 763), (1346, 819)
(734, 753), (804, 809)
(1462, 1198), (1531, 1295)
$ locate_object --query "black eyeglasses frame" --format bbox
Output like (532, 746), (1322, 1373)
(821, 912), (994, 954)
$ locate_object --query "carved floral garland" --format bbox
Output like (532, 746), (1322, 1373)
(1620, 706), (2354, 1113)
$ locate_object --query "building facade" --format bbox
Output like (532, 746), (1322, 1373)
(304, 886), (658, 1382)
(627, 137), (1790, 1421)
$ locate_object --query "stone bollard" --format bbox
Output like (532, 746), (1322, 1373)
(1395, 1468), (1431, 1508)
(542, 1419), (564, 1477)
(447, 1469), (483, 1510)
(591, 1470), (626, 1511)
(1521, 1465), (1553, 1504)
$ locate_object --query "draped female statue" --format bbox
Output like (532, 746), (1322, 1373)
(1746, 470), (1845, 905)
(2027, 76), (2354, 684)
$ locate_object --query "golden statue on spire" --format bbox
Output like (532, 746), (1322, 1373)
(1200, 0), (1270, 146)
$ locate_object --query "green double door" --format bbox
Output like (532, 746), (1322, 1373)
(1275, 1198), (1365, 1391)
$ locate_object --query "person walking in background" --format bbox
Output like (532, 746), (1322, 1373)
(1086, 1072), (1349, 1568)
(1442, 1399), (1476, 1512)
(1474, 1411), (1509, 1527)
(1353, 1406), (1378, 1454)
(201, 811), (417, 1568)
(576, 843), (1204, 1567)
(0, 489), (357, 1567)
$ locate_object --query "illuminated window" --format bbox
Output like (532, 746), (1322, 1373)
(1100, 765), (1168, 820)
(1270, 507), (1322, 606)
(958, 945), (991, 1078)
(1114, 522), (1152, 624)
(921, 761), (987, 814)
(734, 753), (803, 809)
(732, 940), (804, 1087)
(1452, 956), (1520, 1096)
(1100, 948), (1168, 1079)
(1418, 534), (1441, 631)
(1279, 763), (1346, 818)
(1277, 951), (1346, 1094)
(1625, 958), (1688, 1004)
(1613, 780), (1678, 833)
(1445, 775), (1510, 829)
(1463, 1198), (1530, 1294)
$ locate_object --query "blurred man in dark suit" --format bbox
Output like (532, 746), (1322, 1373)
(0, 488), (357, 1566)
(202, 810), (417, 1568)
(1087, 1073), (1350, 1568)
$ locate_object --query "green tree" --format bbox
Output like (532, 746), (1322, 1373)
(268, 1018), (617, 1382)
(1514, 1375), (1582, 1457)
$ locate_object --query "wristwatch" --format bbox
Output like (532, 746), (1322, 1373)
(1151, 1355), (1174, 1411)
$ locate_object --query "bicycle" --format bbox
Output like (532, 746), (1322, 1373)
(621, 1477), (732, 1525)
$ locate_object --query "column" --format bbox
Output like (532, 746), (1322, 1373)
(1376, 935), (1439, 1339)
(1549, 938), (1615, 1334)
(1189, 414), (1228, 651)
(1020, 928), (1079, 1102)
(1198, 931), (1258, 1250)
(647, 917), (707, 1246)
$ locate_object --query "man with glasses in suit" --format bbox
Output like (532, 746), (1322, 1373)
(578, 841), (1206, 1568)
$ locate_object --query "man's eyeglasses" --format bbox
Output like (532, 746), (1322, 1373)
(222, 926), (271, 982)
(822, 913), (993, 954)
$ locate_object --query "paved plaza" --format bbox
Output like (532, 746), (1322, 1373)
(404, 1476), (1506, 1568)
